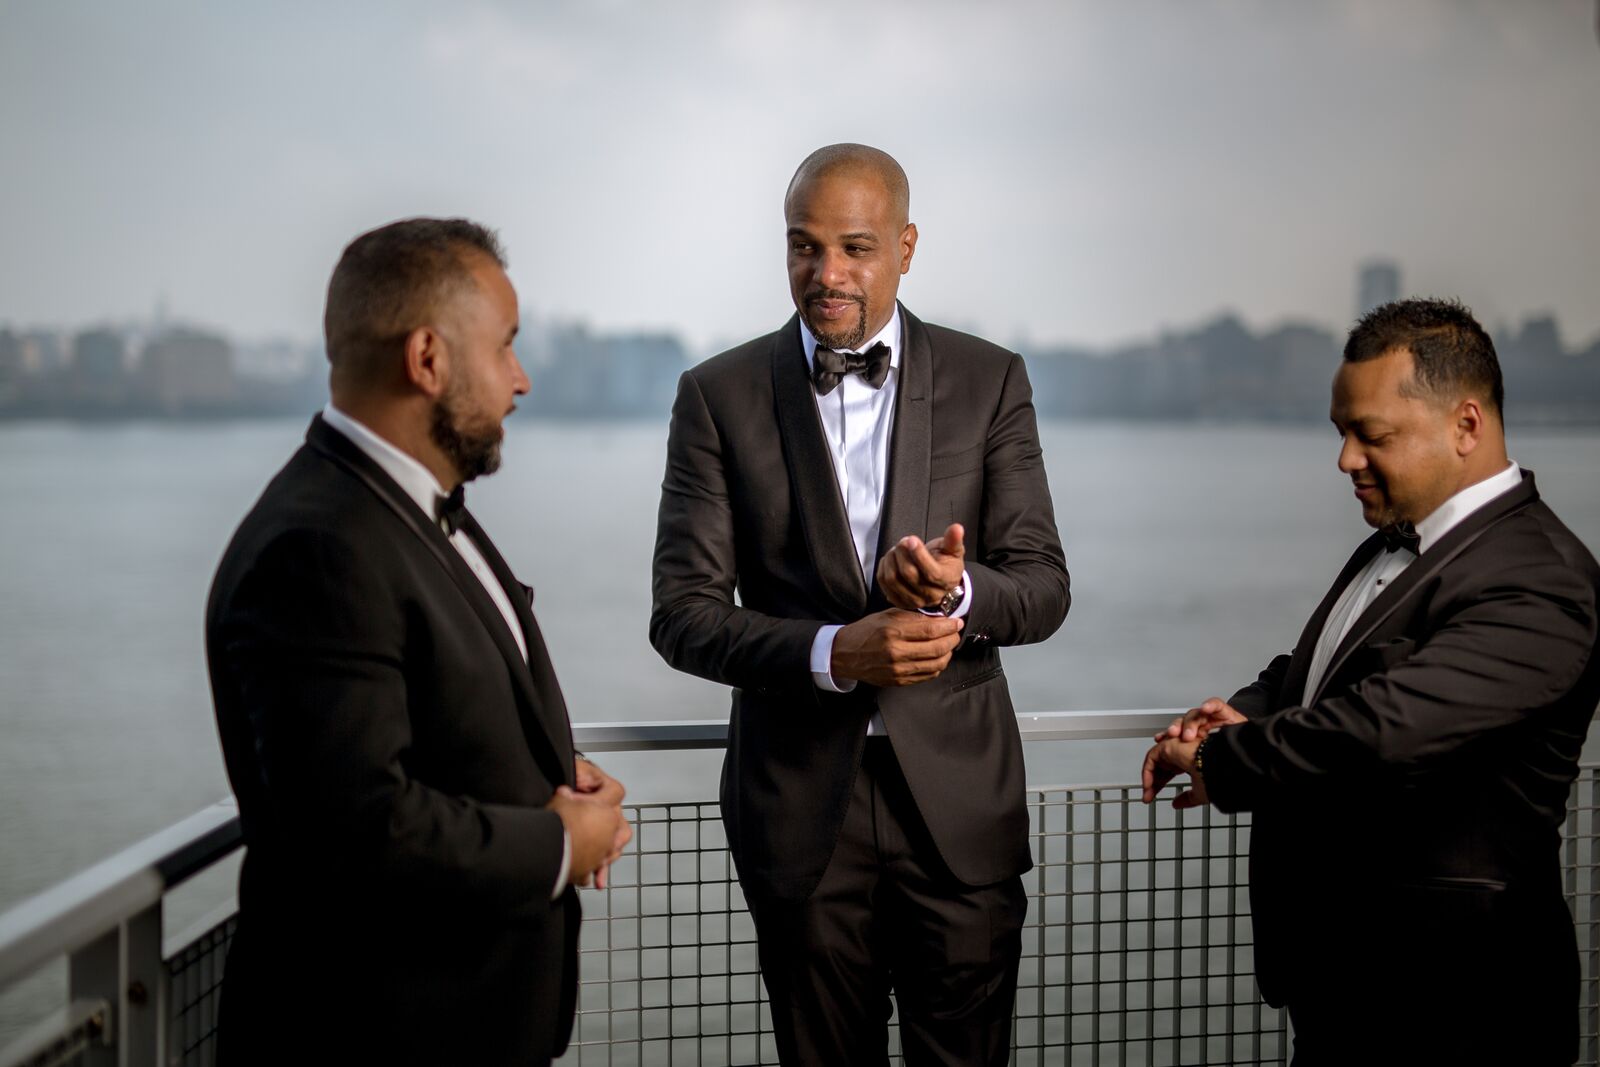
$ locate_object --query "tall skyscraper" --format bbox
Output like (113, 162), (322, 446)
(1356, 260), (1401, 318)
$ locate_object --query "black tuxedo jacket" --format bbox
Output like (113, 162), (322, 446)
(206, 416), (579, 1066)
(650, 307), (1070, 901)
(1206, 471), (1600, 1058)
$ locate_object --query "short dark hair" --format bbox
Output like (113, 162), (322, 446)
(324, 217), (505, 387)
(1344, 297), (1504, 416)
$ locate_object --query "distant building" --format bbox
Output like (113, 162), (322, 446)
(1356, 260), (1401, 318)
(70, 327), (130, 408)
(0, 329), (22, 404)
(138, 327), (237, 413)
(522, 324), (687, 416)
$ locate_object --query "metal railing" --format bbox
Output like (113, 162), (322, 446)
(1, 710), (1595, 1067)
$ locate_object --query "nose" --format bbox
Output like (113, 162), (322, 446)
(510, 352), (531, 396)
(1337, 434), (1364, 474)
(817, 247), (850, 290)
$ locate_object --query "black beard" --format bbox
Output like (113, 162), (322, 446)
(429, 386), (503, 484)
(807, 297), (868, 350)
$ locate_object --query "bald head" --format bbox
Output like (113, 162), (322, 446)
(785, 143), (910, 229)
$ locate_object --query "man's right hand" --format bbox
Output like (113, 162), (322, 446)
(548, 786), (631, 889)
(830, 608), (963, 687)
(1153, 697), (1247, 742)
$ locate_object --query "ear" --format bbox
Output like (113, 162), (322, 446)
(402, 326), (449, 399)
(899, 222), (918, 274)
(1453, 397), (1485, 457)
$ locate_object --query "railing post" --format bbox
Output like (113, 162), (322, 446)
(67, 930), (118, 1067)
(65, 901), (164, 1067)
(122, 903), (165, 1067)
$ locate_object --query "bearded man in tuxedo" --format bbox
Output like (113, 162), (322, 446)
(207, 218), (630, 1066)
(1143, 298), (1600, 1066)
(651, 144), (1070, 1065)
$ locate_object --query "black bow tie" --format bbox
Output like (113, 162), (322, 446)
(436, 485), (467, 537)
(812, 342), (891, 396)
(1380, 520), (1421, 555)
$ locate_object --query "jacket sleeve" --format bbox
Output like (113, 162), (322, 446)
(961, 354), (1072, 647)
(1205, 555), (1598, 813)
(1228, 653), (1292, 718)
(214, 526), (568, 907)
(649, 370), (822, 690)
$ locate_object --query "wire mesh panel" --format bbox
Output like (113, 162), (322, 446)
(1015, 787), (1283, 1067)
(165, 915), (235, 1067)
(564, 803), (776, 1067)
(133, 767), (1600, 1067)
(562, 788), (1285, 1067)
(1569, 768), (1600, 1067)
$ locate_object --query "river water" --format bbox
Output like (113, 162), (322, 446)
(2, 416), (1598, 1042)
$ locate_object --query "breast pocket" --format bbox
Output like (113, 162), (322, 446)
(929, 443), (984, 482)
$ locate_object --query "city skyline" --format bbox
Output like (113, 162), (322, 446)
(5, 258), (1595, 424)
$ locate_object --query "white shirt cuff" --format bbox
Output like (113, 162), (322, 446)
(810, 623), (856, 693)
(550, 828), (571, 900)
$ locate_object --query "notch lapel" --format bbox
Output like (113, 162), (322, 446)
(1308, 472), (1540, 705)
(305, 417), (572, 785)
(771, 317), (870, 615)
(870, 306), (932, 611)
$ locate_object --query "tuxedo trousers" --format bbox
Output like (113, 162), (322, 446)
(746, 737), (1027, 1067)
(1283, 879), (1576, 1067)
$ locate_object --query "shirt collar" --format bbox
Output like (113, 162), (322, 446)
(1413, 460), (1522, 554)
(321, 403), (451, 522)
(799, 303), (903, 375)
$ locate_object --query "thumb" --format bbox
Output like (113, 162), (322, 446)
(941, 523), (965, 559)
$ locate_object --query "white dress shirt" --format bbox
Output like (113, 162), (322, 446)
(799, 310), (972, 735)
(321, 404), (570, 897)
(1301, 461), (1523, 705)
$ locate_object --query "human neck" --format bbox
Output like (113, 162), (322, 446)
(331, 394), (461, 491)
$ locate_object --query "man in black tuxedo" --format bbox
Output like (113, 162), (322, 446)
(207, 218), (630, 1066)
(650, 144), (1070, 1065)
(1143, 299), (1600, 1065)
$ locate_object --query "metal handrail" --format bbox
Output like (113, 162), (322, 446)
(0, 710), (1181, 989)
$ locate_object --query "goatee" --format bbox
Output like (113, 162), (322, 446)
(807, 295), (868, 351)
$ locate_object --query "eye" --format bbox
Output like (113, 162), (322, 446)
(789, 242), (814, 255)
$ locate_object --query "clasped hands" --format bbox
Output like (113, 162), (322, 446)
(830, 523), (967, 688)
(1140, 698), (1246, 809)
(547, 757), (632, 890)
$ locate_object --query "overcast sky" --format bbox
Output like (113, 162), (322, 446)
(3, 0), (1598, 352)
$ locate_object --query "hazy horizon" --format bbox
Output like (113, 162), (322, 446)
(5, 1), (1598, 353)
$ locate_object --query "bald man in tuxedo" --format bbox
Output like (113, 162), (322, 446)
(652, 145), (1070, 1065)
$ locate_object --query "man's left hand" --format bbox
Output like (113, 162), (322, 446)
(876, 523), (965, 612)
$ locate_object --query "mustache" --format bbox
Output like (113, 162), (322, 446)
(805, 289), (864, 305)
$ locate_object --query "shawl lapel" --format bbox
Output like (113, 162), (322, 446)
(868, 306), (933, 612)
(770, 316), (870, 616)
(1307, 470), (1540, 705)
(1280, 532), (1386, 707)
(305, 416), (572, 785)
